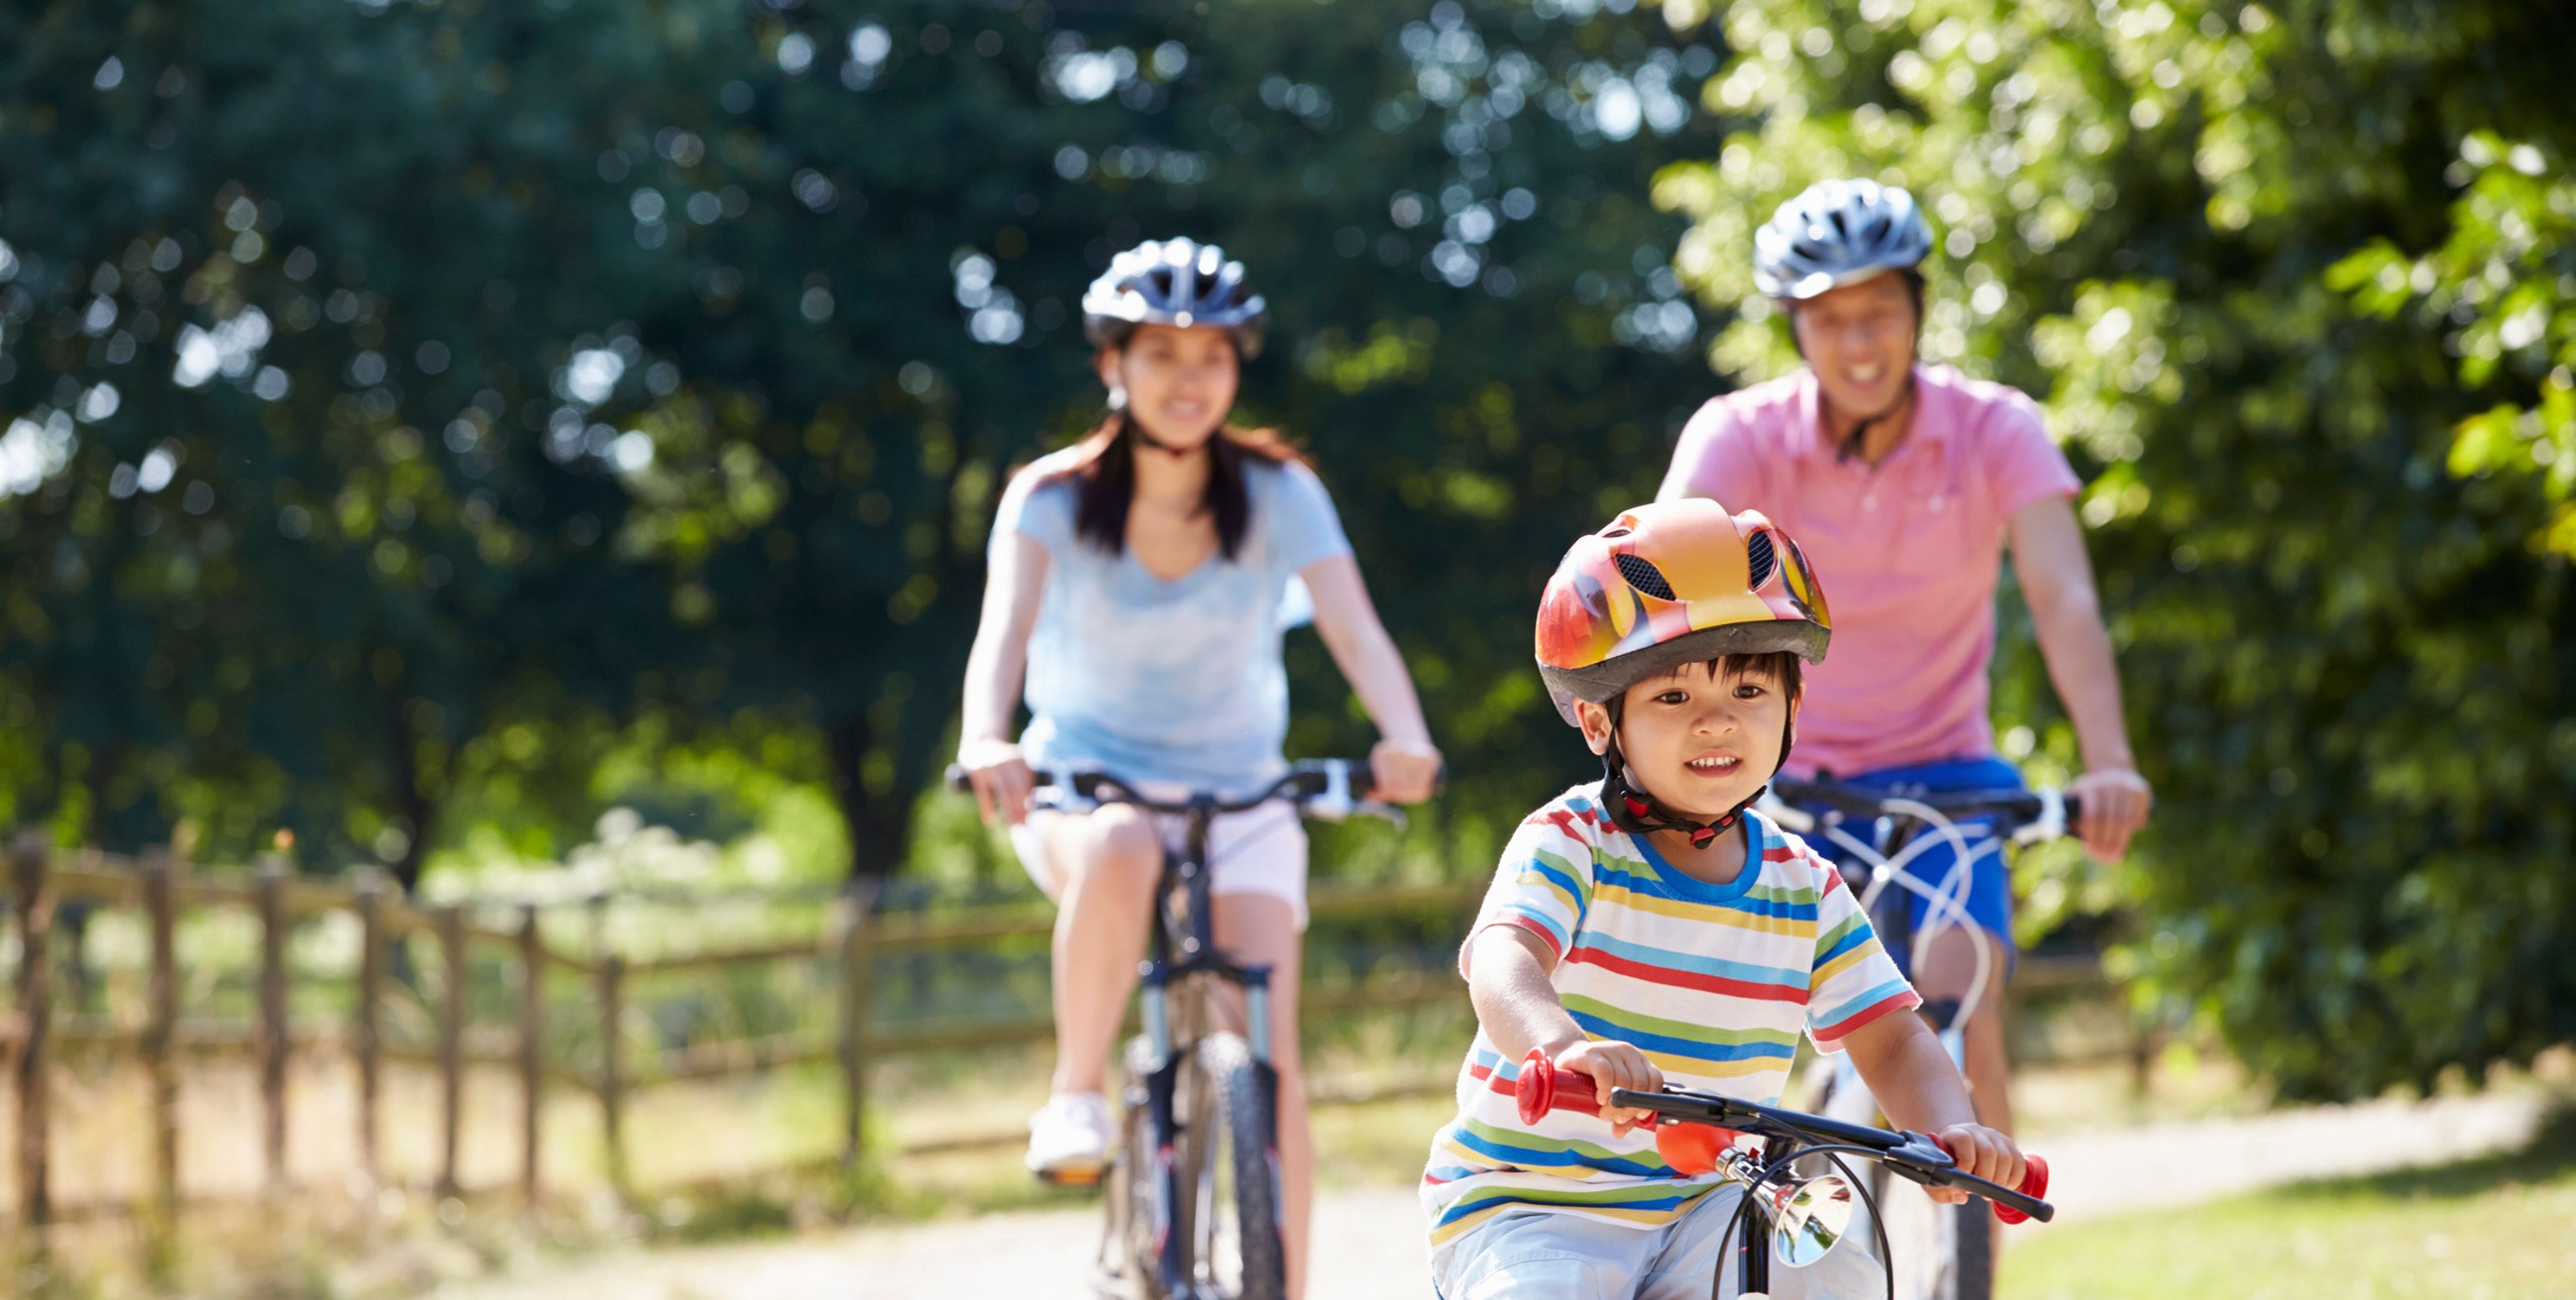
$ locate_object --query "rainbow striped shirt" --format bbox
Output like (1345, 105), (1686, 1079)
(1420, 787), (1918, 1248)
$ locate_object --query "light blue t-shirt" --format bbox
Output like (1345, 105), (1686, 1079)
(994, 444), (1354, 793)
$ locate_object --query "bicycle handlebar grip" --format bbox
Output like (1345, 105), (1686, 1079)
(1514, 1048), (1597, 1125)
(944, 764), (971, 793)
(1514, 1050), (1744, 1176)
(1928, 1136), (2051, 1224)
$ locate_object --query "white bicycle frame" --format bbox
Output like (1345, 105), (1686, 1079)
(1760, 788), (2070, 1300)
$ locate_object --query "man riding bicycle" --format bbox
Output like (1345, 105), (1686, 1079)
(1657, 178), (2152, 1160)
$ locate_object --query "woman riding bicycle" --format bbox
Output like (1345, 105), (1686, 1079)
(1657, 179), (2153, 1156)
(957, 237), (1442, 1300)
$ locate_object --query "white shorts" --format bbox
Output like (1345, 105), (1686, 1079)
(1009, 782), (1311, 931)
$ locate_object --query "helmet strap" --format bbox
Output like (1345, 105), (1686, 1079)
(1828, 372), (1917, 466)
(1125, 416), (1204, 460)
(1596, 695), (1801, 851)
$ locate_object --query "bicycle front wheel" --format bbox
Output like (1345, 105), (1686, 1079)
(1190, 1031), (1285, 1300)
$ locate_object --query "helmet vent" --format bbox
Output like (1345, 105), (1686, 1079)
(1745, 530), (1777, 589)
(1614, 553), (1677, 601)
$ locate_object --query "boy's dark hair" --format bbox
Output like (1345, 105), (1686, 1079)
(1715, 650), (1803, 699)
(1630, 651), (1801, 702)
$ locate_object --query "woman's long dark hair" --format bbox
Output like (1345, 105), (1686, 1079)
(1052, 413), (1306, 559)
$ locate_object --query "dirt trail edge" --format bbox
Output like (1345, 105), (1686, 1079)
(434, 1090), (2550, 1300)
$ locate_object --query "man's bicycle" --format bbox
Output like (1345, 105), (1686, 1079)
(950, 759), (1402, 1300)
(1517, 1049), (2053, 1300)
(1761, 778), (2080, 1300)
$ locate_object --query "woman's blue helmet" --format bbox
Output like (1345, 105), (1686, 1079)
(1081, 237), (1268, 358)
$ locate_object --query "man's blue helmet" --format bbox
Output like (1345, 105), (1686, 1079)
(1753, 179), (1933, 301)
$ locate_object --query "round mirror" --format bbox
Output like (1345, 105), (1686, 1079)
(1769, 1172), (1856, 1267)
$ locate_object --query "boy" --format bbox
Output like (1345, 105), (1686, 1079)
(1423, 499), (2026, 1299)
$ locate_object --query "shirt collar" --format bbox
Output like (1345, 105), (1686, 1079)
(1790, 363), (1953, 462)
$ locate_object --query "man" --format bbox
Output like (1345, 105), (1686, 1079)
(1658, 177), (2152, 1150)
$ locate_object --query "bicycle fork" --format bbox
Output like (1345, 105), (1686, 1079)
(1137, 960), (1285, 1299)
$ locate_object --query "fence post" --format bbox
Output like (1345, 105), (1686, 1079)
(256, 857), (290, 1194)
(11, 830), (53, 1231)
(437, 904), (466, 1199)
(836, 878), (879, 1165)
(142, 847), (179, 1221)
(353, 870), (385, 1184)
(517, 905), (543, 1203)
(597, 953), (627, 1192)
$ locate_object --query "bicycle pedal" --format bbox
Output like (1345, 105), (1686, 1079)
(1033, 1163), (1107, 1189)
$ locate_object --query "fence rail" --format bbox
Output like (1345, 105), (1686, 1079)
(0, 831), (2133, 1228)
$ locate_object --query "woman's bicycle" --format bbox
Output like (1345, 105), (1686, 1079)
(1516, 1049), (2053, 1300)
(1760, 778), (2080, 1300)
(950, 758), (1402, 1300)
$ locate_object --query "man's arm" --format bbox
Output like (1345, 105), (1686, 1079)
(2006, 495), (2153, 861)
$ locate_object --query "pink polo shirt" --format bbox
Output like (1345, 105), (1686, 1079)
(1658, 365), (2081, 778)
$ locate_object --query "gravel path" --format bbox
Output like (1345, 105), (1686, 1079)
(434, 1090), (2550, 1300)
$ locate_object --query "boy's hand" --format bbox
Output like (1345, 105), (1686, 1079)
(1554, 1038), (1664, 1138)
(1928, 1124), (2025, 1206)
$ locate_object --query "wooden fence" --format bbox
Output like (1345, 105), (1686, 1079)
(0, 830), (2134, 1229)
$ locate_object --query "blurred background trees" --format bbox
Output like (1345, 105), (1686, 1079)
(1, 0), (2567, 1098)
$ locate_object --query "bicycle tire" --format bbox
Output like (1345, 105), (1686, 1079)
(1193, 1031), (1286, 1300)
(1106, 1035), (1165, 1299)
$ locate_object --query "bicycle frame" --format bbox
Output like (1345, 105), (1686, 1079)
(970, 759), (1401, 1300)
(1127, 789), (1278, 1300)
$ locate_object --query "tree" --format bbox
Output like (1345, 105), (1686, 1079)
(1656, 0), (2574, 1097)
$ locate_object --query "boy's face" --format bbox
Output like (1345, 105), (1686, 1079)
(1577, 659), (1797, 822)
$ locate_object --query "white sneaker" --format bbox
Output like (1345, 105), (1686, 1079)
(1024, 1091), (1113, 1184)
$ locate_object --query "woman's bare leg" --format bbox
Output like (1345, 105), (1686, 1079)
(1035, 805), (1163, 1094)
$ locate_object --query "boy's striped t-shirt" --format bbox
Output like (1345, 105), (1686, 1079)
(1420, 786), (1918, 1248)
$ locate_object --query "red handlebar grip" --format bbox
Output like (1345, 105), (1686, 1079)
(1515, 1048), (1601, 1125)
(1928, 1136), (2050, 1224)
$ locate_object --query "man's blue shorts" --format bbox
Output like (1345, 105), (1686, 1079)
(1784, 755), (2024, 978)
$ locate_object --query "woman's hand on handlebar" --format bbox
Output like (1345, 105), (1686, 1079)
(1552, 1038), (1663, 1138)
(957, 738), (1036, 827)
(1367, 737), (1444, 805)
(1926, 1123), (2025, 1207)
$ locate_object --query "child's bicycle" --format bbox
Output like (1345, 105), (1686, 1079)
(949, 759), (1403, 1300)
(1760, 777), (2080, 1300)
(1517, 1049), (2054, 1300)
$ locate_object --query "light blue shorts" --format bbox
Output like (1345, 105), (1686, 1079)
(1431, 1184), (1887, 1300)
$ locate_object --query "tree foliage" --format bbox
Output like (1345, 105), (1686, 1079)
(1659, 0), (2573, 1098)
(0, 0), (1729, 883)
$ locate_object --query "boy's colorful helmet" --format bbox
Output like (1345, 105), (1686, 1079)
(1536, 499), (1830, 727)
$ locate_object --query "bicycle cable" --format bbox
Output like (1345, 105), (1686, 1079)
(1710, 1144), (1893, 1300)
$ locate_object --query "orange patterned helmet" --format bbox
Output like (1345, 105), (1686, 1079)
(1536, 498), (1830, 727)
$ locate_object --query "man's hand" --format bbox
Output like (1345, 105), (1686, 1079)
(1552, 1038), (1664, 1138)
(2067, 767), (2152, 862)
(1926, 1123), (2025, 1206)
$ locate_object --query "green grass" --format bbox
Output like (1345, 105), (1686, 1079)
(2004, 1106), (2576, 1299)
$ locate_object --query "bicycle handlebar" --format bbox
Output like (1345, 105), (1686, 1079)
(1515, 1050), (2053, 1225)
(1770, 777), (2081, 846)
(943, 758), (1424, 821)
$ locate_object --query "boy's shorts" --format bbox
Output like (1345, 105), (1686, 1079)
(1788, 755), (2025, 977)
(1430, 1186), (1886, 1300)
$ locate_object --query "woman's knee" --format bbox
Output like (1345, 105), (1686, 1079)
(1062, 807), (1161, 892)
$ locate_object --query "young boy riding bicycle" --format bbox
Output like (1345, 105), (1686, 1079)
(1421, 500), (2025, 1298)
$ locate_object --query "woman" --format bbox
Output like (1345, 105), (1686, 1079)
(957, 237), (1442, 1299)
